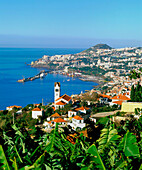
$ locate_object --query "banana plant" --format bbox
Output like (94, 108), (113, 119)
(97, 126), (120, 153)
(0, 145), (11, 170)
(0, 122), (141, 169)
(82, 126), (140, 169)
(118, 131), (140, 157)
(85, 144), (106, 170)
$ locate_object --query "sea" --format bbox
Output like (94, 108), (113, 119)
(0, 48), (98, 110)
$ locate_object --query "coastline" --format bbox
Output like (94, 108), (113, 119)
(1, 48), (96, 110)
(30, 64), (104, 87)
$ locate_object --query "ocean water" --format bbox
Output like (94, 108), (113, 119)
(0, 48), (98, 110)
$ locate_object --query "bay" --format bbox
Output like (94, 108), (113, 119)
(0, 48), (98, 110)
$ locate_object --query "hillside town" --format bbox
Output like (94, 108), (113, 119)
(31, 44), (142, 84)
(2, 44), (142, 134)
(2, 76), (142, 134)
(30, 44), (142, 88)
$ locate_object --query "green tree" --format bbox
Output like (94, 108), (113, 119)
(129, 70), (141, 79)
(130, 85), (135, 102)
(136, 82), (141, 92)
(140, 86), (142, 102)
(44, 107), (53, 118)
(134, 82), (141, 102)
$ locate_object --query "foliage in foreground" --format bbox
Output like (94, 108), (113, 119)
(0, 120), (142, 170)
(130, 82), (142, 102)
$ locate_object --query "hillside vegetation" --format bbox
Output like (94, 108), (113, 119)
(0, 115), (142, 169)
(81, 44), (112, 53)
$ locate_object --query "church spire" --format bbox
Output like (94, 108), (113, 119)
(54, 82), (60, 103)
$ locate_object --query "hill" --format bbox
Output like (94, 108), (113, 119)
(81, 44), (113, 53)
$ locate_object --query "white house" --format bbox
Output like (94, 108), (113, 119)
(32, 108), (43, 119)
(44, 118), (67, 129)
(74, 106), (89, 114)
(68, 115), (86, 130)
(47, 112), (61, 121)
(6, 105), (22, 111)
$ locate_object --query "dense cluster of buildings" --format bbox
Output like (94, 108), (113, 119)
(5, 77), (142, 132)
(30, 45), (142, 85)
(31, 45), (142, 76)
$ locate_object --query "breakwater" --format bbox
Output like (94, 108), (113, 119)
(17, 70), (48, 83)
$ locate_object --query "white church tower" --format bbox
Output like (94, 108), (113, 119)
(54, 82), (60, 103)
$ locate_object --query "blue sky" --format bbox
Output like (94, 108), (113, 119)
(0, 0), (142, 48)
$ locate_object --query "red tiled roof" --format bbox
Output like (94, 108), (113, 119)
(62, 94), (71, 101)
(55, 94), (71, 102)
(55, 101), (66, 105)
(7, 105), (22, 109)
(75, 106), (89, 111)
(51, 113), (61, 117)
(73, 115), (83, 120)
(48, 118), (66, 124)
(111, 94), (130, 100)
(99, 94), (111, 98)
(53, 118), (67, 123)
(48, 121), (52, 124)
(32, 108), (41, 111)
(113, 101), (123, 105)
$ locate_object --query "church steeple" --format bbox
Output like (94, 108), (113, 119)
(54, 82), (60, 103)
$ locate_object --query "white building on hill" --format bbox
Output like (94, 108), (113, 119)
(68, 115), (86, 130)
(6, 105), (22, 111)
(47, 112), (61, 121)
(74, 106), (90, 114)
(32, 108), (43, 119)
(54, 82), (71, 110)
(43, 118), (67, 129)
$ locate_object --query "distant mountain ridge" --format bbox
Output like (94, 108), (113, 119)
(81, 44), (112, 53)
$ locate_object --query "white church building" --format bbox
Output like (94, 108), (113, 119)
(54, 82), (71, 110)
